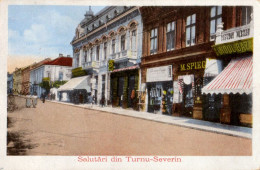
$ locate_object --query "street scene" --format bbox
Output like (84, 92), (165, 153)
(7, 96), (251, 156)
(7, 5), (253, 156)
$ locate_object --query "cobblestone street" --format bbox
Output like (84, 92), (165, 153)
(7, 97), (251, 156)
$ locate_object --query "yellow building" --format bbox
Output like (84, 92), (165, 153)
(12, 68), (23, 95)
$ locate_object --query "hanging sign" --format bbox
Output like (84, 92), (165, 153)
(146, 65), (172, 82)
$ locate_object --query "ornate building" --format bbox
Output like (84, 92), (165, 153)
(71, 6), (142, 108)
(140, 6), (253, 127)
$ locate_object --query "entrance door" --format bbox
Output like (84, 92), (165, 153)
(118, 77), (125, 107)
(128, 75), (135, 108)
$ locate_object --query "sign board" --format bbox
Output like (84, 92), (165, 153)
(146, 65), (172, 82)
(179, 60), (206, 71)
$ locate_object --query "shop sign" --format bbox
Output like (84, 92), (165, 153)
(180, 61), (206, 71)
(108, 60), (115, 71)
(213, 38), (253, 56)
(146, 65), (172, 82)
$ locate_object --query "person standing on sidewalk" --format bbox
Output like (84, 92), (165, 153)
(32, 92), (38, 108)
(41, 93), (46, 103)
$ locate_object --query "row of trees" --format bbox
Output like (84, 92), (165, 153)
(39, 77), (67, 94)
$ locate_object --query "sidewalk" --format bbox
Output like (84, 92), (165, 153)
(48, 100), (252, 139)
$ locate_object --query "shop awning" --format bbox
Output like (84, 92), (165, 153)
(112, 65), (139, 73)
(202, 56), (252, 95)
(58, 76), (91, 92)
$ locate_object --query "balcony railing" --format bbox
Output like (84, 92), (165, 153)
(215, 21), (253, 45)
(109, 50), (137, 61)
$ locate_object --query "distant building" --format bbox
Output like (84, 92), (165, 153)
(30, 54), (72, 97)
(12, 68), (22, 95)
(21, 65), (31, 95)
(7, 73), (13, 94)
(71, 6), (142, 108)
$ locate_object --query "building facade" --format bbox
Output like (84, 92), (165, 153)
(12, 68), (22, 95)
(7, 73), (13, 94)
(21, 65), (31, 95)
(71, 6), (142, 108)
(30, 55), (72, 98)
(140, 6), (253, 127)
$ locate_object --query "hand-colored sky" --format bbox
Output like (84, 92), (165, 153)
(8, 5), (104, 72)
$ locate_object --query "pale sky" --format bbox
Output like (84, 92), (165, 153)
(8, 5), (105, 73)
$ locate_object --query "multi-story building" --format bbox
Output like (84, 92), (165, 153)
(7, 73), (13, 94)
(202, 6), (253, 127)
(21, 65), (31, 95)
(12, 68), (22, 95)
(140, 6), (253, 127)
(30, 55), (72, 97)
(29, 58), (51, 96)
(71, 6), (142, 108)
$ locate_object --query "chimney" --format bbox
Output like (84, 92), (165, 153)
(59, 53), (63, 57)
(67, 55), (71, 58)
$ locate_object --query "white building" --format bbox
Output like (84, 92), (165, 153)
(71, 6), (142, 107)
(30, 54), (73, 98)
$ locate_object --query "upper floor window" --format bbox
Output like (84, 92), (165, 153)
(59, 72), (63, 81)
(47, 72), (51, 79)
(186, 14), (196, 47)
(121, 34), (126, 51)
(242, 6), (252, 26)
(96, 45), (100, 61)
(112, 39), (116, 54)
(131, 30), (136, 51)
(150, 28), (158, 55)
(210, 6), (222, 40)
(75, 54), (80, 67)
(166, 21), (175, 51)
(103, 42), (107, 60)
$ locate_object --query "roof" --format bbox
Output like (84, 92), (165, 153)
(45, 57), (72, 67)
(202, 56), (252, 95)
(58, 76), (91, 91)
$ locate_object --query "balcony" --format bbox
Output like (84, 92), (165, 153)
(109, 50), (138, 62)
(215, 22), (253, 45)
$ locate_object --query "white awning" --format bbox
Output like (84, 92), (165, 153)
(204, 58), (223, 77)
(58, 76), (91, 92)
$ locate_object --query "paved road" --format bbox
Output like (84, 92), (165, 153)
(7, 96), (251, 156)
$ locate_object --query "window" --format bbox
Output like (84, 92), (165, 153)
(242, 6), (252, 26)
(96, 45), (100, 61)
(47, 72), (51, 79)
(186, 14), (196, 47)
(75, 54), (79, 67)
(84, 50), (88, 62)
(131, 30), (136, 51)
(103, 42), (107, 60)
(210, 6), (222, 40)
(166, 21), (175, 51)
(59, 72), (63, 81)
(121, 34), (126, 51)
(150, 28), (158, 55)
(90, 48), (93, 62)
(112, 39), (116, 54)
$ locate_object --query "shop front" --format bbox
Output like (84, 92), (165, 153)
(110, 65), (139, 110)
(146, 65), (173, 115)
(172, 59), (206, 118)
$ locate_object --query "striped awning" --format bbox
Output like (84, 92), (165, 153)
(202, 56), (252, 95)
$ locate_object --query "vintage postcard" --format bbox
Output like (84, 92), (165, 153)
(1, 0), (260, 169)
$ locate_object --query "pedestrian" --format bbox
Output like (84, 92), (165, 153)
(32, 92), (37, 108)
(42, 93), (46, 103)
(92, 95), (95, 106)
